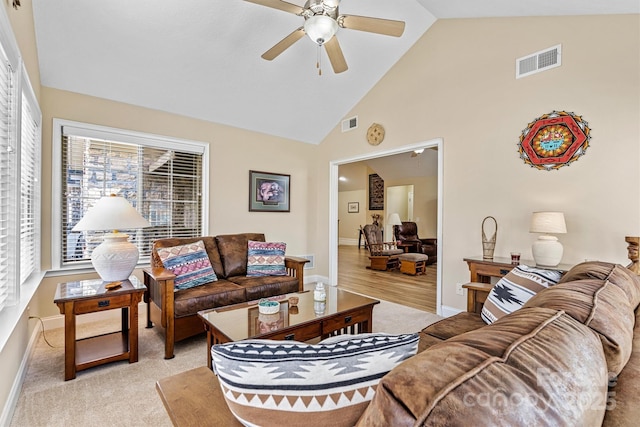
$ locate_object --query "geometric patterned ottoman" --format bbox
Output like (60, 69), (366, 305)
(398, 253), (429, 275)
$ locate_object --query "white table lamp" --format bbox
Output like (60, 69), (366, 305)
(72, 195), (150, 281)
(388, 213), (402, 241)
(529, 211), (567, 267)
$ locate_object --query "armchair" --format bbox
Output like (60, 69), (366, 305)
(394, 221), (437, 265)
(361, 224), (404, 271)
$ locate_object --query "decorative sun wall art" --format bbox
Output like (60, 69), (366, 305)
(518, 111), (591, 171)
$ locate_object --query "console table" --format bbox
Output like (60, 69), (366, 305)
(462, 256), (573, 313)
(53, 277), (146, 380)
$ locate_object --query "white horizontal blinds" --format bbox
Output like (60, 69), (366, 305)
(20, 94), (40, 283)
(139, 148), (202, 258)
(61, 129), (203, 265)
(0, 48), (15, 310)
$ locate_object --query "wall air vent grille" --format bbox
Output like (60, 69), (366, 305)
(299, 254), (314, 269)
(341, 116), (358, 132)
(516, 44), (561, 79)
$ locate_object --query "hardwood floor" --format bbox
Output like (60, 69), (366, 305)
(337, 245), (437, 313)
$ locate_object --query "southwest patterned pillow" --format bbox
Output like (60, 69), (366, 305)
(481, 265), (562, 324)
(156, 240), (218, 291)
(246, 240), (286, 277)
(210, 333), (419, 427)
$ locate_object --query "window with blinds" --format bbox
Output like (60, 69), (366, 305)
(0, 47), (16, 311)
(20, 93), (40, 284)
(58, 124), (206, 267)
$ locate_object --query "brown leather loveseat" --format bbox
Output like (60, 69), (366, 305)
(144, 233), (308, 359)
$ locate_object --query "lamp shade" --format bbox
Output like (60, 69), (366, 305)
(387, 213), (402, 226)
(304, 15), (338, 45)
(72, 195), (150, 282)
(72, 195), (150, 232)
(529, 212), (567, 234)
(529, 211), (567, 267)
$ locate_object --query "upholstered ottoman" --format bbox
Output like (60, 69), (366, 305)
(398, 253), (429, 275)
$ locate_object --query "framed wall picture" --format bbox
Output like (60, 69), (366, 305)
(249, 170), (290, 212)
(369, 173), (384, 210)
(347, 202), (359, 213)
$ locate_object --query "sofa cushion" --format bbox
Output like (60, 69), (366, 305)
(559, 261), (640, 308)
(602, 306), (640, 427)
(211, 333), (419, 427)
(357, 308), (608, 427)
(156, 240), (218, 291)
(524, 277), (637, 377)
(173, 279), (246, 318)
(152, 236), (225, 278)
(227, 275), (300, 302)
(216, 233), (265, 278)
(481, 265), (562, 324)
(419, 312), (485, 352)
(246, 241), (286, 277)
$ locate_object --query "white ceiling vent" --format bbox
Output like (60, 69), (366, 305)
(516, 44), (562, 79)
(341, 116), (358, 132)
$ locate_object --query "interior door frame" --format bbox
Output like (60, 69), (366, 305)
(328, 137), (444, 315)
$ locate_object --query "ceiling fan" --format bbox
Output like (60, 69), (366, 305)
(245, 0), (406, 74)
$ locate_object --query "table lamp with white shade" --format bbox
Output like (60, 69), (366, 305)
(388, 213), (402, 241)
(529, 211), (567, 267)
(72, 194), (150, 282)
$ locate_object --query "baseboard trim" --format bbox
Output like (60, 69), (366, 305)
(0, 318), (42, 427)
(338, 238), (358, 246)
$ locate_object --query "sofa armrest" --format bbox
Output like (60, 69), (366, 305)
(143, 266), (176, 324)
(463, 282), (493, 314)
(285, 256), (309, 292)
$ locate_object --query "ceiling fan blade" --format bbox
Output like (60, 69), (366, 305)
(244, 0), (304, 15)
(340, 15), (405, 37)
(324, 37), (348, 74)
(261, 27), (305, 60)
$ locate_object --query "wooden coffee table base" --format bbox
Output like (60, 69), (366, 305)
(201, 295), (378, 368)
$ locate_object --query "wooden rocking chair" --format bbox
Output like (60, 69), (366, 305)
(361, 224), (404, 271)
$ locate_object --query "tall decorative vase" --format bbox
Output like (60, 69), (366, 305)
(482, 216), (497, 260)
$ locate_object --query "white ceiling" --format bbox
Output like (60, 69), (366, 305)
(31, 0), (639, 145)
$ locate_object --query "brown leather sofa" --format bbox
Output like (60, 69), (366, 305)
(155, 261), (640, 426)
(394, 221), (437, 264)
(144, 233), (308, 359)
(359, 261), (640, 426)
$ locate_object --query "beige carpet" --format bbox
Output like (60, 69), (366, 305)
(10, 299), (442, 427)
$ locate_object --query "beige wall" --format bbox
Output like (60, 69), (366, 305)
(338, 190), (367, 241)
(315, 15), (640, 310)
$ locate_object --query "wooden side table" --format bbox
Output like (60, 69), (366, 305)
(53, 277), (146, 380)
(462, 256), (573, 313)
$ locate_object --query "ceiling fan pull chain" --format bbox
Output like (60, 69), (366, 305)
(316, 44), (322, 76)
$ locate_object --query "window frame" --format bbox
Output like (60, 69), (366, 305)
(51, 119), (210, 272)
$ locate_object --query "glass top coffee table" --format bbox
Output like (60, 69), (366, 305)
(198, 287), (380, 368)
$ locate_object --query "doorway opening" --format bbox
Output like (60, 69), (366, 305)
(329, 138), (443, 315)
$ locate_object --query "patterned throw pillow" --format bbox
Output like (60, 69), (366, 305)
(156, 240), (218, 291)
(246, 240), (286, 277)
(211, 333), (419, 427)
(481, 265), (562, 324)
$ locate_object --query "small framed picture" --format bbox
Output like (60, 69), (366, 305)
(347, 202), (359, 213)
(249, 170), (290, 212)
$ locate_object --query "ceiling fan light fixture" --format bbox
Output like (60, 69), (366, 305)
(304, 15), (338, 45)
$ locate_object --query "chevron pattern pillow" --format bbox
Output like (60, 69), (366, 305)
(246, 240), (286, 277)
(481, 265), (562, 324)
(210, 333), (419, 427)
(156, 240), (218, 291)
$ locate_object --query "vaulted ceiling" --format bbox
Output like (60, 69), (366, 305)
(32, 0), (639, 144)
